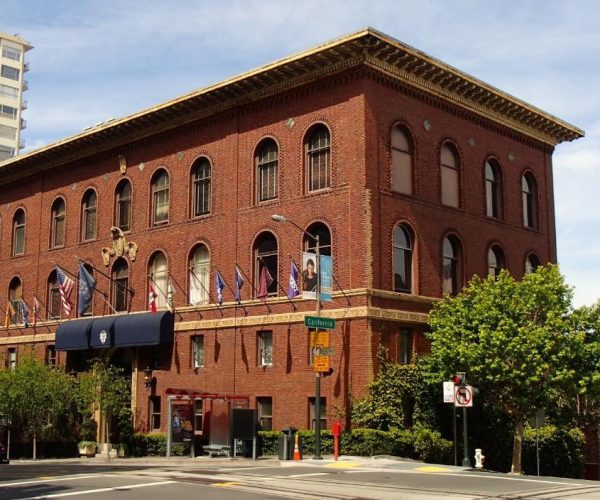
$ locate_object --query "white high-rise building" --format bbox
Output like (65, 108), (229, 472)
(0, 33), (32, 161)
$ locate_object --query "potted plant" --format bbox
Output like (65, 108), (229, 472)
(78, 440), (97, 457)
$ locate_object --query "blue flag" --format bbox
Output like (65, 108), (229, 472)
(287, 260), (300, 299)
(20, 300), (30, 327)
(78, 263), (96, 316)
(216, 272), (225, 305)
(235, 266), (244, 302)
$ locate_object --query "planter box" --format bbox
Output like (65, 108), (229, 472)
(78, 444), (96, 457)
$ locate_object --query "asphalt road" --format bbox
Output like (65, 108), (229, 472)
(1, 458), (600, 499)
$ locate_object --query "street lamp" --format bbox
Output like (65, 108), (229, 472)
(271, 214), (323, 460)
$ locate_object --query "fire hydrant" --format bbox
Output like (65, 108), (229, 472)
(474, 448), (485, 469)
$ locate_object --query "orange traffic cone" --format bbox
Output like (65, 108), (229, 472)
(293, 433), (301, 461)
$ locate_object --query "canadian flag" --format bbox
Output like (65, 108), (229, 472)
(148, 280), (158, 313)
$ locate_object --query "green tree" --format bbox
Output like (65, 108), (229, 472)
(0, 355), (77, 459)
(425, 265), (577, 474)
(78, 358), (130, 459)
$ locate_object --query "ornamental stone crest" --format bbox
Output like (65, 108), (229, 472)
(101, 226), (138, 266)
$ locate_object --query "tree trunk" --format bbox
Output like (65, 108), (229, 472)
(33, 432), (37, 461)
(511, 417), (524, 474)
(105, 415), (110, 461)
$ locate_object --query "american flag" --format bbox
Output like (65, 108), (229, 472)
(56, 266), (74, 316)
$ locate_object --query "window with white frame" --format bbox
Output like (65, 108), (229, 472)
(0, 104), (17, 119)
(7, 348), (17, 370)
(1, 65), (20, 81)
(0, 84), (19, 99)
(258, 331), (273, 366)
(46, 345), (57, 366)
(306, 125), (330, 191)
(151, 170), (169, 225)
(194, 399), (203, 434)
(150, 396), (161, 431)
(2, 46), (21, 61)
(189, 245), (210, 305)
(257, 397), (273, 431)
(192, 335), (205, 369)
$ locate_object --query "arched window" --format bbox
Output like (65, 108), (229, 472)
(12, 209), (25, 256)
(81, 189), (97, 242)
(485, 160), (502, 218)
(254, 232), (278, 298)
(111, 258), (129, 312)
(440, 142), (460, 207)
(390, 125), (412, 195)
(393, 224), (413, 293)
(191, 158), (211, 217)
(8, 277), (22, 325)
(149, 252), (168, 308)
(304, 222), (332, 257)
(487, 245), (506, 278)
(51, 197), (66, 248)
(47, 270), (61, 319)
(151, 170), (169, 226)
(115, 179), (132, 231)
(443, 235), (462, 296)
(256, 139), (278, 202)
(525, 253), (541, 274)
(306, 125), (331, 192)
(522, 173), (538, 228)
(189, 245), (210, 305)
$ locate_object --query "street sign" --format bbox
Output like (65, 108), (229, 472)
(314, 355), (330, 372)
(443, 381), (455, 403)
(305, 316), (336, 330)
(454, 385), (473, 407)
(310, 331), (330, 348)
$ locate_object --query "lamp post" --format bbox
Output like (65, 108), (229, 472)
(271, 214), (323, 459)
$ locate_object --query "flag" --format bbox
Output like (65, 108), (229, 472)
(77, 263), (96, 316)
(33, 296), (40, 327)
(4, 301), (15, 329)
(166, 278), (175, 312)
(216, 272), (225, 305)
(20, 301), (29, 327)
(148, 280), (158, 313)
(257, 265), (274, 300)
(56, 267), (74, 317)
(235, 266), (244, 302)
(287, 260), (300, 299)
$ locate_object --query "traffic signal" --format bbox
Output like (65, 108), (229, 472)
(322, 368), (334, 377)
(452, 372), (466, 386)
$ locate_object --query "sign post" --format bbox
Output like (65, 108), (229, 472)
(304, 316), (335, 330)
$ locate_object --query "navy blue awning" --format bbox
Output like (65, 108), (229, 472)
(89, 316), (118, 349)
(114, 311), (174, 347)
(55, 318), (93, 351)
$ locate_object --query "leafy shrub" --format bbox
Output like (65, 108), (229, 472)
(340, 428), (394, 456)
(522, 426), (584, 478)
(257, 431), (280, 456)
(412, 427), (453, 464)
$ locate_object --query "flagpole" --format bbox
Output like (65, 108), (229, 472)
(235, 263), (271, 313)
(148, 274), (183, 319)
(0, 302), (26, 335)
(189, 268), (223, 317)
(213, 265), (248, 315)
(258, 256), (296, 310)
(167, 271), (191, 306)
(77, 258), (136, 298)
(20, 297), (51, 332)
(33, 294), (54, 323)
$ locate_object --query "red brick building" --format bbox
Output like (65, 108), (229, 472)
(0, 29), (583, 440)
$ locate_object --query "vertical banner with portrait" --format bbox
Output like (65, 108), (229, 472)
(319, 255), (333, 302)
(302, 252), (318, 300)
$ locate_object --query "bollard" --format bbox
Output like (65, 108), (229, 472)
(474, 448), (484, 469)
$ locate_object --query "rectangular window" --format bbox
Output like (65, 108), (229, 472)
(192, 335), (204, 369)
(46, 345), (57, 366)
(258, 162), (277, 201)
(0, 124), (17, 139)
(391, 148), (412, 194)
(385, 329), (413, 365)
(0, 144), (16, 160)
(258, 331), (273, 367)
(257, 397), (273, 431)
(7, 348), (17, 370)
(150, 396), (161, 431)
(309, 397), (326, 431)
(1, 65), (20, 81)
(2, 46), (21, 61)
(0, 84), (19, 99)
(441, 166), (459, 207)
(194, 399), (203, 434)
(49, 285), (61, 319)
(0, 104), (17, 119)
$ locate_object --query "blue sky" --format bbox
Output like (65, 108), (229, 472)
(3, 0), (599, 306)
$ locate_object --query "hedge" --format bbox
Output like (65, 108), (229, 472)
(258, 427), (451, 463)
(521, 426), (584, 478)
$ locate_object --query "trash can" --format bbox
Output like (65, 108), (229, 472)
(278, 427), (297, 460)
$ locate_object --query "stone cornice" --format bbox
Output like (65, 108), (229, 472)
(0, 28), (583, 185)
